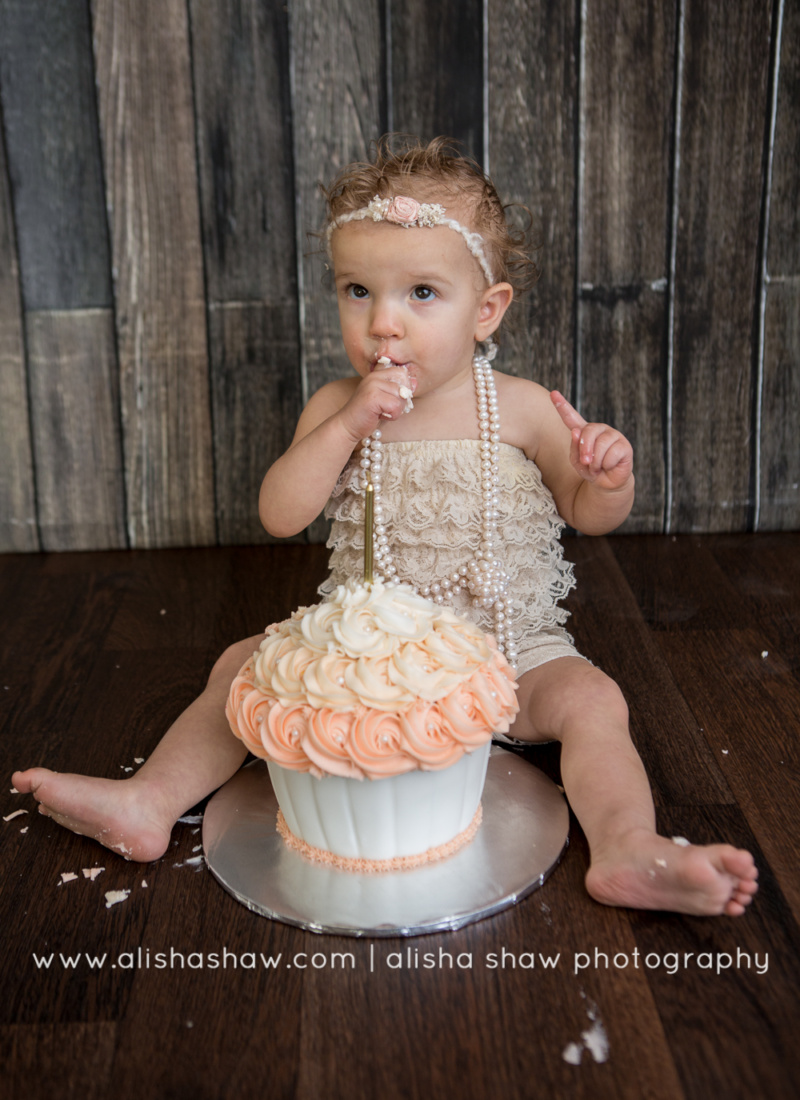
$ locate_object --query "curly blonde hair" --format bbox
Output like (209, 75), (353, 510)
(322, 135), (539, 293)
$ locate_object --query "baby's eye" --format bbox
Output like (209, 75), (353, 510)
(412, 285), (436, 301)
(346, 284), (369, 299)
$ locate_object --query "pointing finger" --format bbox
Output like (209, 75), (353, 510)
(550, 390), (587, 432)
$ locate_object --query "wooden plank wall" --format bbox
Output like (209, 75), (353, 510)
(0, 0), (796, 552)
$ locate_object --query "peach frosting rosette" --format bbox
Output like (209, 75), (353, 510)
(225, 577), (519, 781)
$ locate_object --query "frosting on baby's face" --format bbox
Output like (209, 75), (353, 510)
(226, 578), (519, 779)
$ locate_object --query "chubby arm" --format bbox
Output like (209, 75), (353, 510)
(259, 364), (414, 538)
(532, 390), (635, 535)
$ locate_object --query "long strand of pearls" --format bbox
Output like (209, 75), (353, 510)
(359, 353), (517, 665)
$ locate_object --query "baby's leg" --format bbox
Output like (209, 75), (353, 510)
(513, 658), (758, 916)
(12, 636), (260, 862)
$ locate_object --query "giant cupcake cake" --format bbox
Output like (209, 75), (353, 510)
(226, 577), (519, 872)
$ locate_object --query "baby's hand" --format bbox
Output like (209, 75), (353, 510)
(340, 363), (416, 441)
(550, 391), (633, 491)
(375, 356), (414, 413)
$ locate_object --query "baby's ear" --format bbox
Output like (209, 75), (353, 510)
(476, 282), (514, 341)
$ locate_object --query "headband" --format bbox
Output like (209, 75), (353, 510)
(325, 194), (495, 285)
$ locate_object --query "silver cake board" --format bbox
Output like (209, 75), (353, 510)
(202, 746), (569, 938)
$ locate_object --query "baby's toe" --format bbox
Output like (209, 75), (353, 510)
(724, 898), (746, 917)
(719, 846), (757, 880)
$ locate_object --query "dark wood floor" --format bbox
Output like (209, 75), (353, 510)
(1, 533), (799, 1099)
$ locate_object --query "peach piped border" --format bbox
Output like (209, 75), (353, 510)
(275, 804), (483, 873)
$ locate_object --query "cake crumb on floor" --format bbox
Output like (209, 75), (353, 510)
(105, 889), (131, 908)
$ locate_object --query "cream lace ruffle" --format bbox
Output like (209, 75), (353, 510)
(320, 440), (577, 664)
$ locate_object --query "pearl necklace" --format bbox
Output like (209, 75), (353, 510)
(359, 353), (518, 665)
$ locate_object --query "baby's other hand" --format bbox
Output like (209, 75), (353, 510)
(550, 391), (633, 491)
(339, 365), (416, 441)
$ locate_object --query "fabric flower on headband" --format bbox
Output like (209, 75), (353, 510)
(366, 195), (447, 228)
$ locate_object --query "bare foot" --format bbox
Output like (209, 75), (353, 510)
(11, 768), (175, 862)
(585, 830), (759, 916)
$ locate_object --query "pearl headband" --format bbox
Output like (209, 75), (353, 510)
(325, 194), (496, 285)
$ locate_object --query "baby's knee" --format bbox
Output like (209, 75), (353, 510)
(207, 635), (263, 687)
(572, 666), (629, 724)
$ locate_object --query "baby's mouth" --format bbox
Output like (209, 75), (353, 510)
(372, 355), (415, 382)
(372, 354), (407, 370)
(372, 355), (416, 409)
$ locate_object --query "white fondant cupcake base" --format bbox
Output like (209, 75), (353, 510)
(267, 742), (491, 862)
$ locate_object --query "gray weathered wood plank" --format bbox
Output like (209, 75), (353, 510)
(290, 0), (386, 400)
(0, 0), (794, 551)
(25, 310), (126, 551)
(579, 0), (676, 532)
(189, 0), (303, 544)
(92, 0), (216, 548)
(580, 292), (669, 532)
(189, 0), (298, 304)
(670, 0), (772, 532)
(759, 0), (800, 531)
(760, 283), (800, 531)
(390, 0), (483, 158)
(208, 303), (304, 544)
(487, 0), (578, 393)
(289, 0), (385, 542)
(0, 0), (111, 310)
(767, 0), (800, 280)
(0, 102), (37, 552)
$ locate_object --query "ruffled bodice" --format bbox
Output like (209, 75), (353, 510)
(320, 440), (576, 668)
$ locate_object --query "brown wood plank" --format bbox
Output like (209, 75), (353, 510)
(655, 628), (800, 924)
(670, 1), (772, 532)
(0, 100), (37, 553)
(488, 0), (578, 391)
(706, 532), (800, 670)
(0, 560), (133, 774)
(25, 310), (126, 551)
(92, 0), (215, 549)
(207, 542), (330, 645)
(289, 0), (385, 543)
(3, 537), (800, 1096)
(579, 0), (675, 532)
(565, 537), (733, 808)
(0, 0), (111, 309)
(106, 910), (305, 1097)
(0, 1023), (116, 1100)
(99, 543), (328, 655)
(390, 0), (483, 159)
(611, 530), (800, 691)
(630, 803), (800, 1100)
(608, 532), (748, 633)
(289, 870), (683, 1099)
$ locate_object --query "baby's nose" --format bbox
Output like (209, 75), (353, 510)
(369, 299), (403, 339)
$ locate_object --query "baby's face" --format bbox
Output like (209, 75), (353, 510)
(331, 217), (491, 400)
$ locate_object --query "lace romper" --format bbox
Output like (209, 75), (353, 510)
(320, 438), (585, 683)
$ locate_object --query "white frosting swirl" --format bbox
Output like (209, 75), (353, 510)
(226, 578), (519, 778)
(252, 579), (491, 710)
